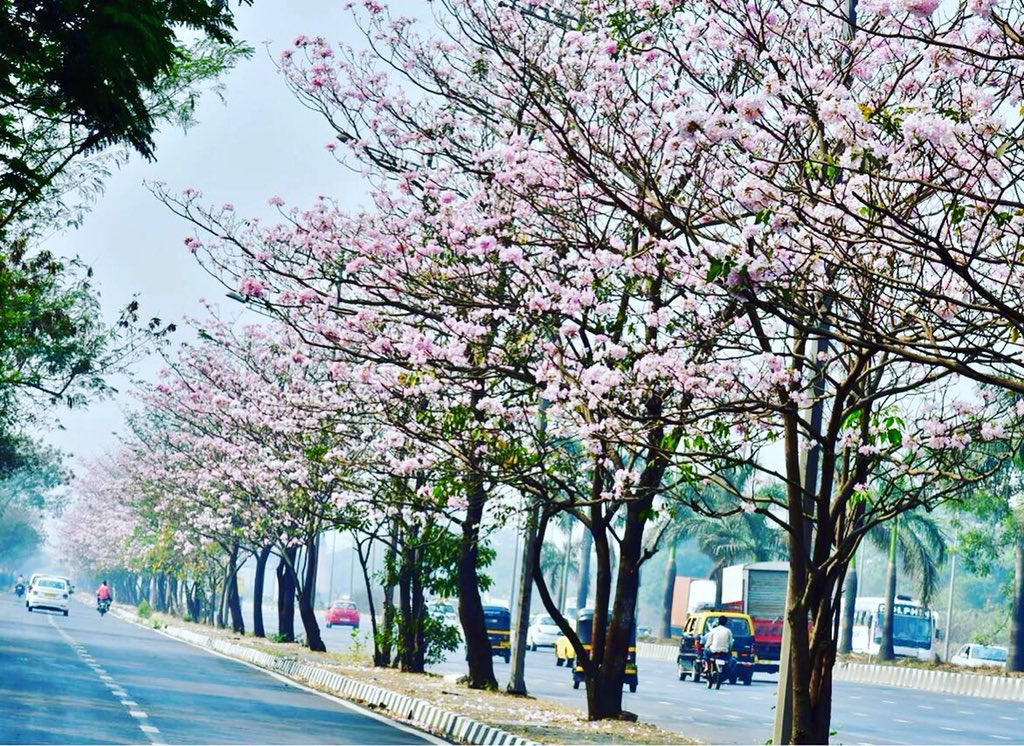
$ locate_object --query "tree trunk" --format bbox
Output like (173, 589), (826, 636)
(252, 545), (272, 638)
(376, 523), (399, 667)
(838, 554), (857, 654)
(167, 575), (178, 615)
(276, 546), (297, 642)
(295, 538), (326, 652)
(457, 474), (498, 689)
(397, 537), (421, 672)
(576, 527), (592, 611)
(661, 535), (677, 639)
(355, 535), (383, 664)
(878, 519), (898, 662)
(227, 542), (245, 635)
(585, 497), (650, 720)
(1009, 535), (1024, 671)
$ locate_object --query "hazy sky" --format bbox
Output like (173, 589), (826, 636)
(46, 1), (423, 464)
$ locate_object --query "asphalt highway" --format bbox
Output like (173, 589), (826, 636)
(428, 646), (1024, 744)
(208, 603), (1024, 744)
(0, 592), (433, 745)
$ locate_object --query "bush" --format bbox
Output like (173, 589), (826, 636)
(136, 600), (152, 619)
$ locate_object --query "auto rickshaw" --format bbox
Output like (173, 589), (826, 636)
(571, 608), (638, 692)
(483, 604), (511, 663)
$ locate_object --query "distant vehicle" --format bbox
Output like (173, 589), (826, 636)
(951, 644), (1007, 668)
(26, 576), (69, 616)
(554, 633), (575, 666)
(325, 600), (359, 629)
(571, 608), (638, 692)
(721, 561), (788, 674)
(526, 614), (560, 650)
(850, 595), (939, 660)
(428, 601), (458, 628)
(483, 605), (511, 663)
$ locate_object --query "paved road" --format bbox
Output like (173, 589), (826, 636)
(0, 593), (432, 745)
(430, 647), (1024, 744)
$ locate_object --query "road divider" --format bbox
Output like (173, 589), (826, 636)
(636, 641), (1024, 701)
(111, 608), (535, 746)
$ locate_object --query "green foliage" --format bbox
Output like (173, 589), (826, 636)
(422, 614), (461, 665)
(136, 599), (153, 619)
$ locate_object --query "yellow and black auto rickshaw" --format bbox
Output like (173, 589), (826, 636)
(483, 604), (511, 663)
(572, 608), (638, 692)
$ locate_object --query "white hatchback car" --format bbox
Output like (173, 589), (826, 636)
(527, 613), (561, 650)
(27, 576), (70, 616)
(951, 643), (1007, 668)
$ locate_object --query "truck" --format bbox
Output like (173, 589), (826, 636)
(720, 561), (788, 674)
(670, 576), (717, 636)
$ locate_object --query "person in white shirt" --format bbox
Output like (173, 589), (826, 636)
(700, 615), (736, 681)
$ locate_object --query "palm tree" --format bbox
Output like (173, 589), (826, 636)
(660, 472), (787, 636)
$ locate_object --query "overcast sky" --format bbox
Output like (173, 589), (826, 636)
(46, 1), (425, 464)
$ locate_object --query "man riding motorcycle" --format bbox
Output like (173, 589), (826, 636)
(14, 573), (25, 598)
(700, 615), (736, 683)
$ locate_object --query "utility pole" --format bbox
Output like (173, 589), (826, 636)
(328, 531), (337, 603)
(944, 543), (957, 661)
(507, 498), (540, 694)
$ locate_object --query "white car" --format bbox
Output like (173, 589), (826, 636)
(27, 576), (70, 616)
(951, 643), (1007, 668)
(428, 601), (458, 626)
(527, 613), (561, 650)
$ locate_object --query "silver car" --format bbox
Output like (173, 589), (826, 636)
(27, 576), (69, 616)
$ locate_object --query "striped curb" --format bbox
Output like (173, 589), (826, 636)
(832, 661), (1024, 701)
(149, 622), (536, 746)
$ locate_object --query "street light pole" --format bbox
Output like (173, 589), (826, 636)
(328, 531), (337, 603)
(944, 543), (957, 661)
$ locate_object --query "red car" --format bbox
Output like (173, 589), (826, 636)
(325, 599), (360, 629)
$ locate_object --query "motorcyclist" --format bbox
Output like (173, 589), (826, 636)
(14, 573), (25, 597)
(701, 615), (735, 681)
(96, 580), (111, 609)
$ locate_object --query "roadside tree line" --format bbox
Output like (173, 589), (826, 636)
(60, 1), (1024, 743)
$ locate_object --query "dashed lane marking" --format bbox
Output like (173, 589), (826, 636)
(894, 719), (913, 724)
(48, 617), (162, 744)
(999, 716), (1018, 721)
(940, 727), (962, 733)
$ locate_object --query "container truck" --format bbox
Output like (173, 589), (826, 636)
(720, 561), (788, 674)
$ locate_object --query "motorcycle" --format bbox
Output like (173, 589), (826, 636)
(97, 597), (111, 616)
(695, 653), (732, 690)
(14, 583), (24, 598)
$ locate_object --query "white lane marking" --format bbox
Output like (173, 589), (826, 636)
(957, 710), (974, 715)
(940, 727), (962, 733)
(882, 699), (897, 704)
(999, 716), (1018, 721)
(894, 718), (913, 724)
(657, 700), (673, 705)
(848, 695), (863, 700)
(140, 614), (448, 746)
(47, 617), (161, 744)
(990, 735), (1013, 740)
(917, 705), (935, 710)
(852, 712), (868, 717)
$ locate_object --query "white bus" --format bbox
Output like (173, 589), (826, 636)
(850, 595), (938, 660)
